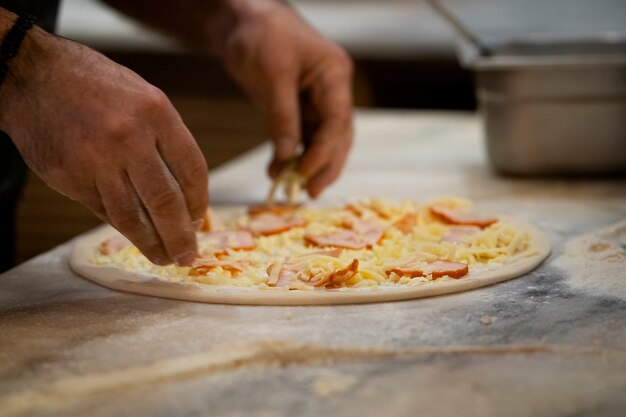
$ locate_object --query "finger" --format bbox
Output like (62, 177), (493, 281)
(298, 64), (353, 180)
(96, 170), (170, 265)
(306, 130), (352, 198)
(127, 152), (197, 266)
(265, 78), (301, 162)
(145, 92), (209, 224)
(156, 119), (209, 224)
(267, 158), (286, 179)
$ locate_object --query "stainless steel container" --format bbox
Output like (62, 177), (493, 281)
(460, 36), (626, 175)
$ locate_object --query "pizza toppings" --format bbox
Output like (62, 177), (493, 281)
(190, 258), (250, 276)
(267, 258), (360, 288)
(387, 260), (469, 279)
(430, 205), (498, 229)
(248, 202), (301, 217)
(345, 203), (365, 217)
(266, 261), (298, 287)
(304, 230), (368, 250)
(99, 235), (131, 255)
(346, 201), (390, 219)
(200, 208), (223, 232)
(97, 198), (538, 292)
(309, 248), (344, 258)
(393, 212), (417, 234)
(198, 230), (255, 254)
(310, 259), (360, 288)
(341, 217), (386, 248)
(441, 226), (481, 243)
(246, 213), (307, 236)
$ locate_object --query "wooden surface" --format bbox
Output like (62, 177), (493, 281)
(2, 111), (625, 417)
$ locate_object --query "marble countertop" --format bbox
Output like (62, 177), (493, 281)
(1, 111), (625, 417)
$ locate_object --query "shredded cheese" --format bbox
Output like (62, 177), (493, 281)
(94, 198), (535, 290)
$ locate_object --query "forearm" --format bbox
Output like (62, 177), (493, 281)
(0, 7), (30, 94)
(100, 0), (282, 57)
(0, 8), (58, 132)
(0, 5), (209, 265)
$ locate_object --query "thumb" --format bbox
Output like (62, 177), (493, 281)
(265, 81), (300, 162)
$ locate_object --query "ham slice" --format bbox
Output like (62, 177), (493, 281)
(268, 258), (360, 288)
(304, 230), (368, 250)
(363, 229), (385, 248)
(387, 260), (469, 279)
(190, 259), (250, 276)
(247, 213), (307, 236)
(99, 235), (131, 255)
(200, 208), (222, 232)
(393, 213), (416, 234)
(198, 230), (255, 253)
(248, 203), (301, 217)
(266, 250), (343, 287)
(266, 262), (298, 287)
(345, 202), (390, 219)
(430, 206), (498, 229)
(345, 203), (365, 217)
(441, 226), (481, 243)
(341, 217), (386, 248)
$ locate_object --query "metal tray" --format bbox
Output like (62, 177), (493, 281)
(459, 35), (626, 175)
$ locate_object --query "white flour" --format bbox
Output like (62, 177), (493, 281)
(552, 220), (626, 300)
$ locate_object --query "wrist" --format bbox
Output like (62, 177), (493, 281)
(0, 10), (57, 133)
(202, 0), (286, 58)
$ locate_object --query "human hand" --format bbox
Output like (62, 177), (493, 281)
(219, 0), (354, 198)
(0, 24), (208, 266)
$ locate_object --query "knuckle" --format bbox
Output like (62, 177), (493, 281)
(107, 198), (141, 231)
(111, 211), (139, 233)
(332, 48), (354, 76)
(106, 118), (136, 143)
(258, 53), (292, 79)
(187, 155), (209, 182)
(145, 188), (180, 213)
(139, 86), (170, 113)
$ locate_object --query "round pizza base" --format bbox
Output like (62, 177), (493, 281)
(69, 218), (551, 305)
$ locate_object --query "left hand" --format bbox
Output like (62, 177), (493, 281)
(219, 0), (354, 198)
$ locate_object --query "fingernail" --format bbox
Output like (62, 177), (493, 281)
(174, 251), (196, 267)
(192, 218), (204, 231)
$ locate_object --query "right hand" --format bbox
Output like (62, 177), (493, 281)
(218, 0), (354, 198)
(0, 24), (208, 266)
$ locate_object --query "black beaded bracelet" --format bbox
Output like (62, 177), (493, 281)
(0, 13), (36, 86)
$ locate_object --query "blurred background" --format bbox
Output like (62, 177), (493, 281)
(14, 0), (626, 263)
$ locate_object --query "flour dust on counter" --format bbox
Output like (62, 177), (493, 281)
(552, 219), (626, 300)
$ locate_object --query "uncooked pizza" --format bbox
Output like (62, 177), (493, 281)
(70, 197), (551, 305)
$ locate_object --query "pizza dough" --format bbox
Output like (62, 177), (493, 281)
(69, 203), (551, 305)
